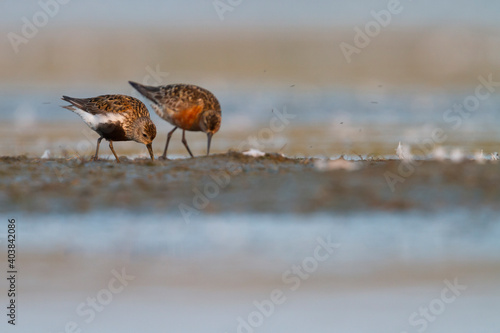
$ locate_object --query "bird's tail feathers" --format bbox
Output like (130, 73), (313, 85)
(129, 81), (160, 103)
(61, 96), (86, 110)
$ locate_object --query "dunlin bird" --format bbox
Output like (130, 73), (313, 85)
(129, 81), (221, 159)
(61, 94), (157, 162)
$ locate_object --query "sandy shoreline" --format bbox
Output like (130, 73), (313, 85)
(3, 121), (500, 158)
(2, 27), (499, 87)
(8, 251), (499, 292)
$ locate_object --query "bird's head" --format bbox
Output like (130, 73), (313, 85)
(199, 110), (221, 155)
(132, 117), (157, 160)
(199, 110), (221, 134)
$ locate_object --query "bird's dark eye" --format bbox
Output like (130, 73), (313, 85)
(143, 134), (147, 138)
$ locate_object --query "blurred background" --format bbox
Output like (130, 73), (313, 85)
(1, 0), (500, 157)
(2, 1), (500, 333)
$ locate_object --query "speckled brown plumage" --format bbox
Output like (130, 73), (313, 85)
(61, 94), (157, 162)
(129, 81), (221, 158)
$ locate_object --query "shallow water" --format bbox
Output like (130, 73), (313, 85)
(5, 0), (500, 27)
(2, 86), (500, 157)
(14, 210), (500, 262)
(3, 211), (499, 333)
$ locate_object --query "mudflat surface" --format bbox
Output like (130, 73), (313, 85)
(3, 152), (500, 213)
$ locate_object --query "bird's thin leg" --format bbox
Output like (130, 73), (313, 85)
(181, 130), (194, 158)
(91, 137), (104, 161)
(161, 126), (178, 159)
(108, 141), (121, 163)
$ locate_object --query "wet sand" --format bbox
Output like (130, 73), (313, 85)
(2, 152), (500, 213)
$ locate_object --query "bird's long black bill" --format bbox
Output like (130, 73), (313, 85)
(207, 133), (213, 156)
(146, 143), (154, 161)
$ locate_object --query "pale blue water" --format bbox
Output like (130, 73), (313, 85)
(2, 86), (500, 139)
(1, 0), (499, 27)
(13, 210), (500, 262)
